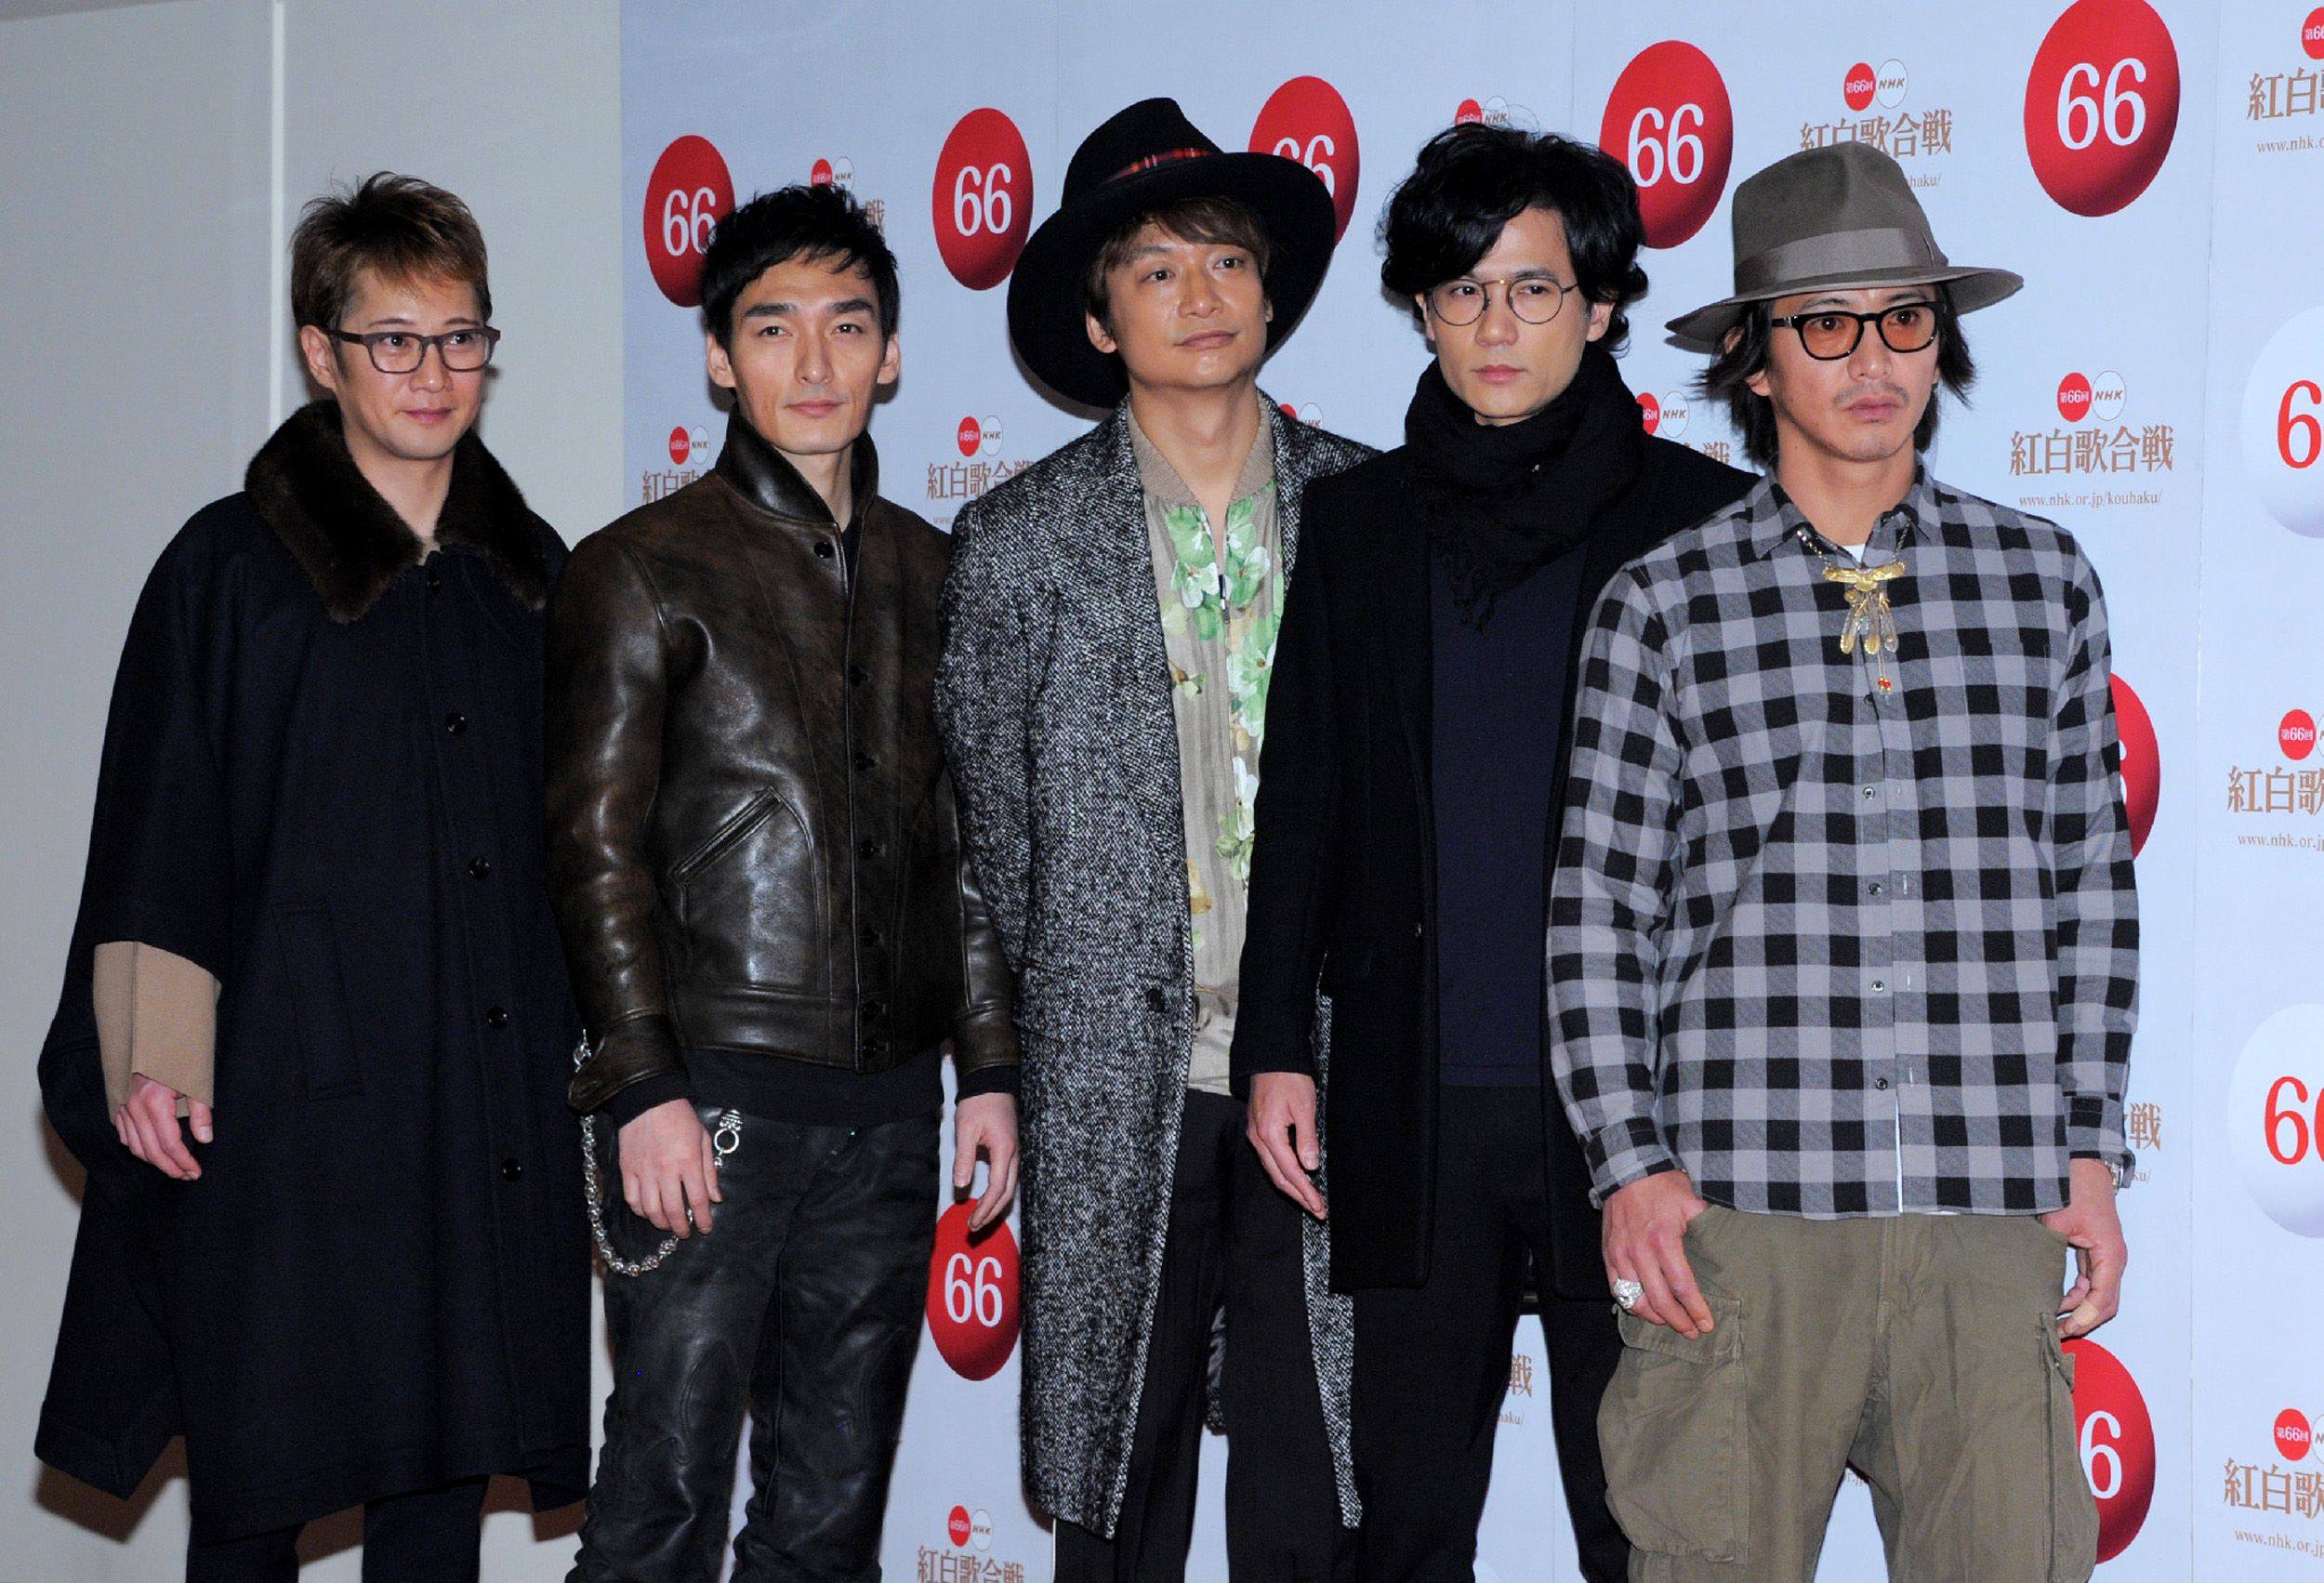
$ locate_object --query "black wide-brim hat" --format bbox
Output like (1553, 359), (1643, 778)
(1008, 97), (1337, 409)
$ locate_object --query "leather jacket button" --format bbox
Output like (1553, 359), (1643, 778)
(861, 926), (882, 947)
(857, 838), (881, 860)
(853, 752), (876, 772)
(1145, 985), (1169, 1012)
(849, 664), (870, 686)
(500, 1158), (524, 1182)
(860, 1039), (887, 1058)
(814, 540), (837, 560)
(864, 997), (887, 1018)
(442, 711), (468, 735)
(469, 856), (493, 880)
(483, 1006), (509, 1029)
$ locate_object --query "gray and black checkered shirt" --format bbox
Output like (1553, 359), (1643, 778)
(1549, 468), (2138, 1218)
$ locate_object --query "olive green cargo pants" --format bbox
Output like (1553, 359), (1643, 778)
(1598, 1204), (2098, 1582)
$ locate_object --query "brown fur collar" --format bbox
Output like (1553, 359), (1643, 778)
(245, 401), (548, 623)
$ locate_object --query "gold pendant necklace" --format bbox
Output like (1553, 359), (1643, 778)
(1795, 527), (1907, 693)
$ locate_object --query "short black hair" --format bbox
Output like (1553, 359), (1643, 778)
(1701, 287), (1977, 469)
(1380, 123), (1649, 351)
(700, 183), (899, 348)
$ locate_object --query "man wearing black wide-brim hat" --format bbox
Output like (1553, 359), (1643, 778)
(1550, 141), (2136, 1579)
(936, 97), (1371, 1581)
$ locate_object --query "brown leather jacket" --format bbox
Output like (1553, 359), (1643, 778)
(547, 416), (1017, 1115)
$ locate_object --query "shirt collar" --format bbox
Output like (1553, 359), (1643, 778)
(1127, 394), (1277, 512)
(1745, 461), (1943, 561)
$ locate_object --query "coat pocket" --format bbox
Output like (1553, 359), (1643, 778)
(1598, 1298), (1749, 1563)
(278, 904), (363, 1098)
(2042, 1323), (2101, 1581)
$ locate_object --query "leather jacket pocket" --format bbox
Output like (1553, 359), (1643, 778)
(1599, 1297), (1750, 1563)
(670, 789), (813, 989)
(279, 904), (363, 1098)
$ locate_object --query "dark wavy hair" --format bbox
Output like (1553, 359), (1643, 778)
(1700, 288), (1977, 468)
(1380, 123), (1649, 351)
(701, 183), (899, 348)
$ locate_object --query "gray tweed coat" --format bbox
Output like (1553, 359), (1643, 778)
(935, 397), (1373, 1536)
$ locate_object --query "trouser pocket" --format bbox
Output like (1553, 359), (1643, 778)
(1597, 1298), (1749, 1563)
(2041, 1321), (2101, 1582)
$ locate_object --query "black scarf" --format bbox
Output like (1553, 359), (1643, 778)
(1405, 342), (1645, 627)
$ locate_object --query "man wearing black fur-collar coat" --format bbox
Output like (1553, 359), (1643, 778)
(35, 176), (588, 1581)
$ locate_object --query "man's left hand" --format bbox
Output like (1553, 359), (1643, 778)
(955, 1092), (1020, 1233)
(2040, 1156), (2128, 1339)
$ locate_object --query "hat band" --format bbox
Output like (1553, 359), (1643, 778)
(1734, 226), (1950, 297)
(1108, 147), (1211, 184)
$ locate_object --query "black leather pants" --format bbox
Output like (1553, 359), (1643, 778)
(570, 1104), (940, 1583)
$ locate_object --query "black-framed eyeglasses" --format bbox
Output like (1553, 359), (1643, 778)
(1425, 275), (1579, 327)
(329, 325), (501, 374)
(1767, 301), (1938, 361)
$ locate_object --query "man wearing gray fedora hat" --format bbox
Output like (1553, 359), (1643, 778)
(1549, 141), (2137, 1579)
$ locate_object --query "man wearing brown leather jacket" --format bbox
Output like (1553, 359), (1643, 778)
(546, 184), (1020, 1582)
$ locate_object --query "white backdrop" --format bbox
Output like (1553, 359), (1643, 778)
(615, 3), (2324, 1578)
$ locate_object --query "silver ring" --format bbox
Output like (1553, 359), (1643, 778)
(1611, 1278), (1644, 1312)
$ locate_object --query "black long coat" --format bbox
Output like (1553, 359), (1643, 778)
(1231, 423), (1750, 1301)
(34, 402), (590, 1542)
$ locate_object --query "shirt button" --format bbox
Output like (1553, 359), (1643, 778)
(1862, 785), (1878, 801)
(857, 838), (882, 860)
(1872, 980), (1887, 993)
(469, 857), (493, 879)
(864, 997), (888, 1018)
(1875, 1078), (1892, 1091)
(424, 564), (442, 589)
(814, 540), (837, 560)
(849, 665), (871, 686)
(484, 1006), (509, 1029)
(443, 711), (469, 736)
(854, 752), (876, 772)
(500, 1158), (524, 1182)
(1868, 882), (1885, 897)
(861, 926), (882, 946)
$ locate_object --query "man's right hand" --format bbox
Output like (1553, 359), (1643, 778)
(1246, 1071), (1327, 1219)
(112, 1073), (212, 1181)
(619, 1099), (720, 1237)
(1603, 1168), (1714, 1337)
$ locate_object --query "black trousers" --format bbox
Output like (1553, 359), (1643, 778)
(571, 1105), (940, 1583)
(184, 1478), (490, 1582)
(1350, 1087), (1627, 1583)
(1056, 1088), (1352, 1583)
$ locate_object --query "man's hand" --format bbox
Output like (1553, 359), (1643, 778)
(955, 1092), (1020, 1233)
(1246, 1072), (1327, 1220)
(1603, 1169), (1714, 1337)
(2041, 1156), (2127, 1339)
(619, 1099), (720, 1237)
(112, 1074), (211, 1181)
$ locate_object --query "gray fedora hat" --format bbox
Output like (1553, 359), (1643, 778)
(1667, 141), (2021, 351)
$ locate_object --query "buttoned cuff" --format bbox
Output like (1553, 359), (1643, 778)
(2067, 1095), (2134, 1186)
(1582, 1115), (1684, 1207)
(568, 1012), (686, 1115)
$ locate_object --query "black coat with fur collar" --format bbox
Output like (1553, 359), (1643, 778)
(35, 402), (588, 1540)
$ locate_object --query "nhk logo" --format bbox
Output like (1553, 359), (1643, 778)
(2055, 370), (2126, 423)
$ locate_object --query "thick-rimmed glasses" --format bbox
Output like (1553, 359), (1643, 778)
(1425, 274), (1578, 327)
(1767, 301), (1938, 361)
(329, 325), (501, 374)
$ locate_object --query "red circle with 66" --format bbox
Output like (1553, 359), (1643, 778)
(1249, 76), (1360, 244)
(2022, 0), (2181, 218)
(926, 1202), (1021, 1379)
(933, 109), (1033, 291)
(2066, 1339), (2154, 1563)
(1599, 42), (1734, 250)
(643, 136), (734, 309)
(2241, 307), (2324, 537)
(2109, 676), (2158, 859)
(2229, 1005), (2324, 1237)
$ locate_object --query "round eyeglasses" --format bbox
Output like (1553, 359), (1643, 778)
(329, 325), (501, 375)
(1425, 275), (1579, 327)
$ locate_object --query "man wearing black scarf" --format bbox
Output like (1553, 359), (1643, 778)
(1232, 125), (1750, 1579)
